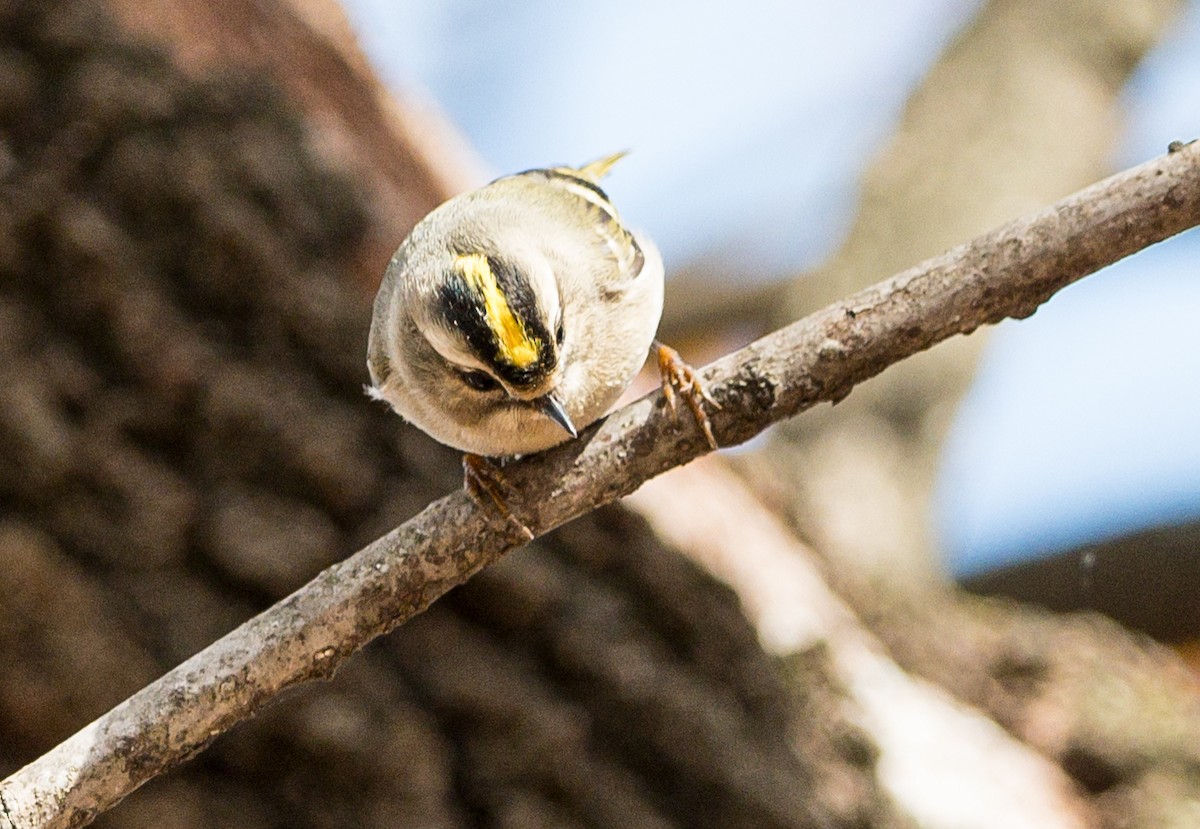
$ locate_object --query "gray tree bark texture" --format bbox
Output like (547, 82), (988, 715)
(2, 1), (1199, 817)
(4, 2), (1200, 829)
(0, 3), (891, 829)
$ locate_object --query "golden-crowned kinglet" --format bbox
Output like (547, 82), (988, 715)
(367, 154), (716, 525)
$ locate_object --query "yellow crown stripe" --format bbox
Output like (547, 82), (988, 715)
(454, 253), (540, 369)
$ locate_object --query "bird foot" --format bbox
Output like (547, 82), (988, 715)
(462, 453), (534, 540)
(655, 342), (720, 450)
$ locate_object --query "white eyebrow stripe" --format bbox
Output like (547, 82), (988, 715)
(423, 321), (489, 372)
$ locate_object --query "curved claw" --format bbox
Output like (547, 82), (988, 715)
(462, 453), (534, 540)
(655, 342), (720, 450)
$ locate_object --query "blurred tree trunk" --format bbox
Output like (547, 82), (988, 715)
(733, 1), (1200, 827)
(0, 1), (893, 828)
(4, 1), (1198, 828)
(770, 0), (1183, 584)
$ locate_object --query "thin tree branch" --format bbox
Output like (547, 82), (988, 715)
(2, 142), (1198, 829)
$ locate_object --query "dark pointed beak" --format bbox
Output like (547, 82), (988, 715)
(537, 394), (577, 438)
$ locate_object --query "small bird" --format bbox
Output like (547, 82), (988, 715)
(367, 153), (717, 532)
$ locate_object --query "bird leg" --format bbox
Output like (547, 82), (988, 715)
(462, 453), (534, 540)
(655, 342), (721, 450)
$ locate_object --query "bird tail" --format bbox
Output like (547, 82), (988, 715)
(576, 150), (629, 182)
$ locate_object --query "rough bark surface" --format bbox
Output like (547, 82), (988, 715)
(6, 0), (1200, 821)
(6, 3), (1200, 829)
(100, 0), (484, 274)
(0, 2), (874, 828)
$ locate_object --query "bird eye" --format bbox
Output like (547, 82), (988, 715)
(460, 369), (500, 392)
(555, 319), (565, 347)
